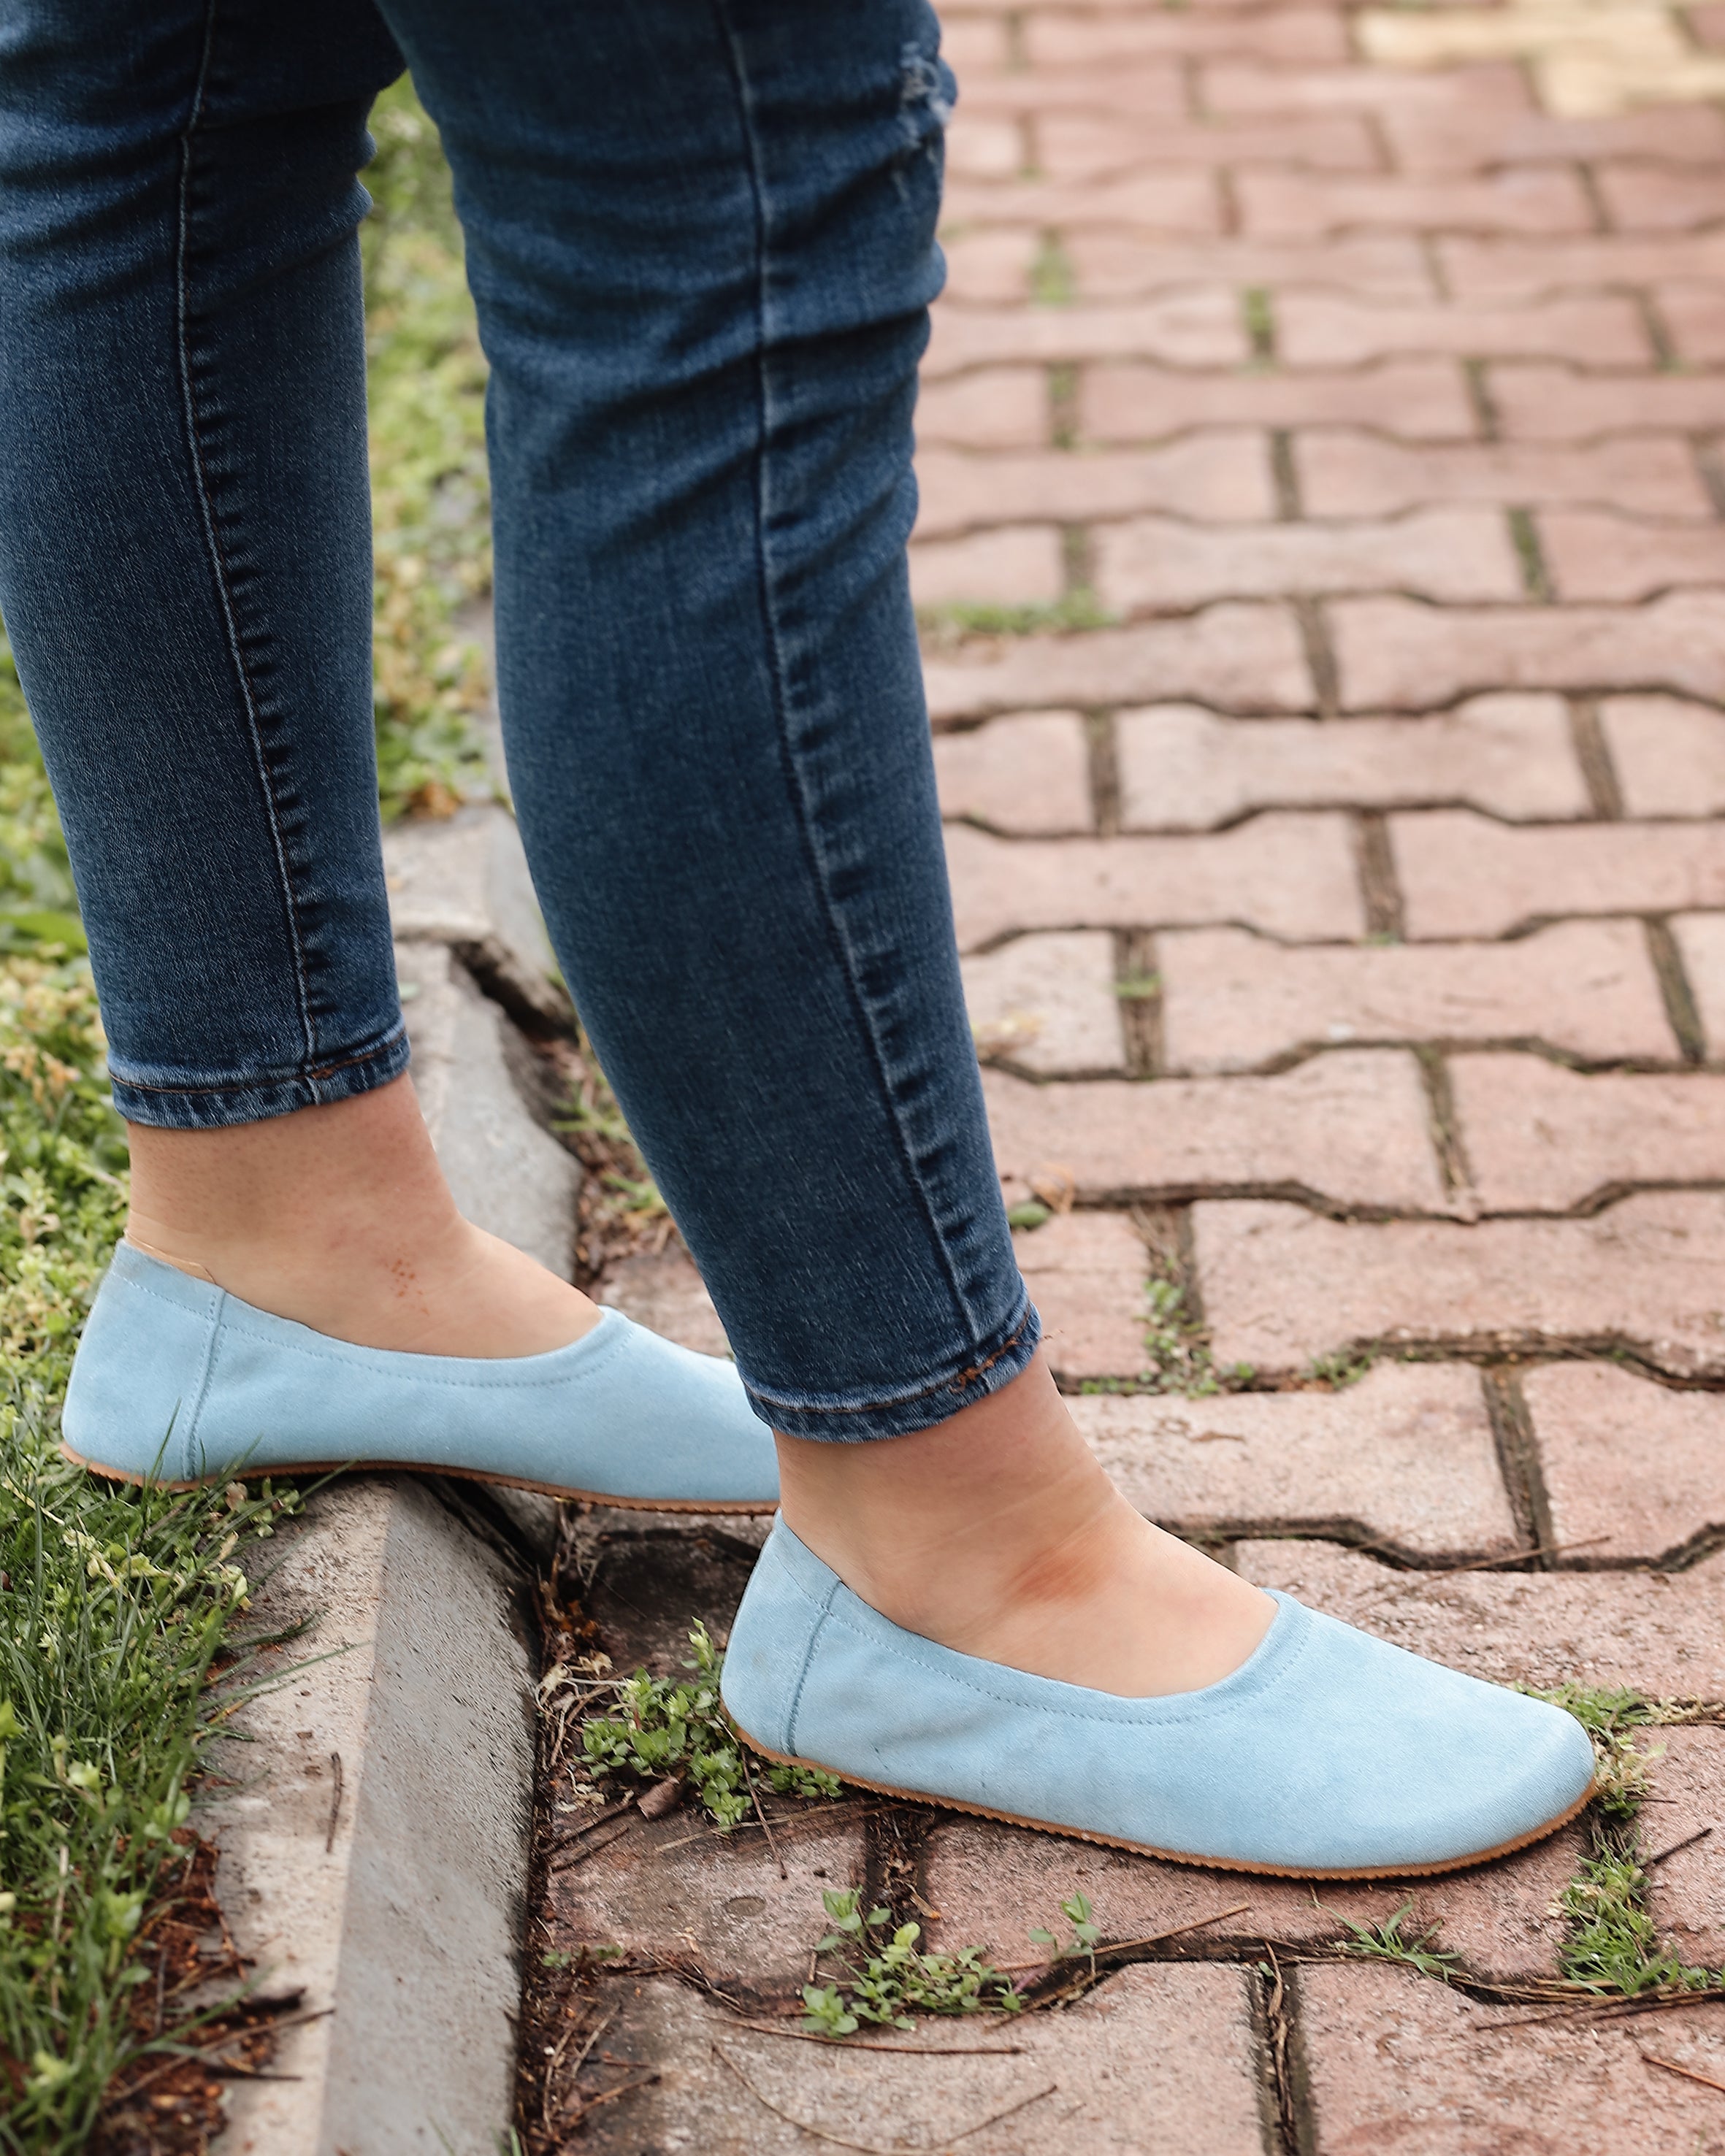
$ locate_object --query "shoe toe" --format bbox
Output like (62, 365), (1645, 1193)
(1269, 1611), (1599, 1871)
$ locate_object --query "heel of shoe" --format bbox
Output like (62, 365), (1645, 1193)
(720, 1522), (837, 1757)
(61, 1246), (223, 1484)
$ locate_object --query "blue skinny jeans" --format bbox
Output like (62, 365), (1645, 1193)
(0, 0), (1039, 1441)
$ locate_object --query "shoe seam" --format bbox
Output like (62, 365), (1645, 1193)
(811, 1595), (1318, 1731)
(177, 1292), (226, 1482)
(781, 1573), (841, 1760)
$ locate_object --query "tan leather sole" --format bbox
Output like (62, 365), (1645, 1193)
(730, 1716), (1596, 1881)
(58, 1440), (777, 1514)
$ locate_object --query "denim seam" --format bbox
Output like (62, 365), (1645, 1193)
(779, 1573), (841, 1757)
(110, 1018), (409, 1098)
(705, 0), (990, 1358)
(173, 1), (318, 1075)
(814, 1597), (1317, 1731)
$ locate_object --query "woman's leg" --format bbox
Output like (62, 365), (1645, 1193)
(0, 0), (595, 1357)
(378, 0), (1274, 1694)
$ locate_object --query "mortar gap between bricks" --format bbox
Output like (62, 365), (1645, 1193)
(862, 1802), (937, 1931)
(1114, 927), (1163, 1075)
(1254, 1952), (1312, 2156)
(1566, 697), (1623, 818)
(1062, 522), (1095, 602)
(1463, 359), (1499, 442)
(1086, 707), (1121, 835)
(1646, 917), (1707, 1064)
(1419, 234), (1450, 304)
(1480, 1365), (1553, 1557)
(1576, 157), (1612, 235)
(1695, 436), (1725, 521)
(1640, 289), (1680, 372)
(1135, 1202), (1204, 1327)
(1244, 286), (1277, 367)
(1031, 229), (1075, 310)
(1270, 431), (1301, 522)
(1413, 1047), (1475, 1208)
(1353, 812), (1404, 940)
(1216, 164), (1241, 238)
(1049, 361), (1079, 449)
(1004, 7), (1027, 71)
(1506, 507), (1553, 604)
(1293, 598), (1338, 721)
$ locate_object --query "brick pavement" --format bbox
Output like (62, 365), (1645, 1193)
(546, 4), (1725, 2147)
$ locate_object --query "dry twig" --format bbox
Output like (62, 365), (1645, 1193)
(1414, 1535), (1611, 1581)
(325, 1752), (344, 1854)
(1642, 2051), (1725, 2097)
(1648, 1826), (1713, 1868)
(711, 2044), (1057, 2154)
(727, 2021), (1026, 2056)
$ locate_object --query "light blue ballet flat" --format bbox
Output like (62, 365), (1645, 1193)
(722, 1522), (1597, 1878)
(61, 1240), (779, 1511)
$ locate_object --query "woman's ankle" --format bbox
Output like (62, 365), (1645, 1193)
(123, 1076), (598, 1357)
(773, 1354), (1276, 1697)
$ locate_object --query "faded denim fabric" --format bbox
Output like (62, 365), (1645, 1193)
(0, 0), (1039, 1439)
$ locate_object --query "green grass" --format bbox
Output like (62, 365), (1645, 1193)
(0, 640), (315, 2151)
(0, 85), (496, 2144)
(362, 80), (495, 820)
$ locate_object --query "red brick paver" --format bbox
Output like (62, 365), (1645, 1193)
(556, 1), (1725, 2143)
(1159, 923), (1673, 1071)
(1298, 1963), (1725, 2149)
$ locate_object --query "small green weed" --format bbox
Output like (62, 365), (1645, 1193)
(1557, 1851), (1714, 1996)
(1005, 1200), (1052, 1230)
(571, 1623), (839, 1830)
(1029, 1890), (1102, 1972)
(1112, 973), (1160, 1001)
(1028, 234), (1074, 308)
(915, 592), (1116, 648)
(1138, 1268), (1256, 1397)
(1303, 1349), (1376, 1390)
(1330, 1900), (1461, 1981)
(801, 1890), (1024, 2035)
(1242, 285), (1275, 364)
(1515, 1682), (1681, 1738)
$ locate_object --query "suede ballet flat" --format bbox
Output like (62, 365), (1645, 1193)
(60, 1240), (779, 1510)
(721, 1522), (1597, 1879)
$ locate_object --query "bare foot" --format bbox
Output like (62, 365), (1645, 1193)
(125, 1074), (600, 1358)
(775, 1354), (1274, 1699)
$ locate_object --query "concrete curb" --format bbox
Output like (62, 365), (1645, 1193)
(212, 804), (571, 2151)
(209, 1478), (537, 2155)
